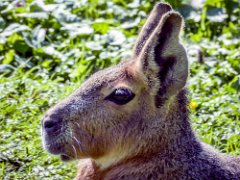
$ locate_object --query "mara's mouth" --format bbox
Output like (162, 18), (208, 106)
(60, 154), (73, 161)
(43, 135), (83, 161)
(42, 128), (87, 161)
(44, 141), (66, 155)
(42, 133), (69, 154)
(44, 142), (76, 161)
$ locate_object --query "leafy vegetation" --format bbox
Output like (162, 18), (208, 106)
(0, 0), (239, 179)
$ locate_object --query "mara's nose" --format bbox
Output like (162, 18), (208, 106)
(42, 114), (62, 134)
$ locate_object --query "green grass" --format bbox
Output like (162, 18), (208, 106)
(0, 0), (239, 179)
(0, 68), (78, 179)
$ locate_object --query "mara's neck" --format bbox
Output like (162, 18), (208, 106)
(137, 89), (200, 155)
(134, 89), (202, 160)
(159, 89), (200, 153)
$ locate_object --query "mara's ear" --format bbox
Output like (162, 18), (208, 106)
(132, 3), (172, 56)
(136, 11), (188, 106)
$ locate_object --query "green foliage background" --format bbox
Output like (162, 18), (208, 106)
(0, 0), (239, 179)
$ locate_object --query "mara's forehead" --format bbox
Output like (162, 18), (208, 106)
(75, 61), (130, 95)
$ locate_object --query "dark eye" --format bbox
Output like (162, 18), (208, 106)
(105, 88), (135, 105)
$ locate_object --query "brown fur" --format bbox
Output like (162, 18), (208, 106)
(42, 3), (240, 180)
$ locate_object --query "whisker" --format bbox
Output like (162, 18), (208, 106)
(72, 144), (78, 159)
(70, 121), (92, 158)
(73, 135), (83, 153)
(68, 126), (78, 159)
(75, 122), (81, 129)
(73, 136), (80, 145)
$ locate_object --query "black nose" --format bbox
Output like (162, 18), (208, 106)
(43, 114), (62, 134)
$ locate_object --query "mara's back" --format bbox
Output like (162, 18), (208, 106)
(41, 3), (240, 180)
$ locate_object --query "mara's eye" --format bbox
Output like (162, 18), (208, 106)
(105, 88), (135, 105)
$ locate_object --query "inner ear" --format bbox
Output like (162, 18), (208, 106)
(137, 11), (183, 73)
(146, 11), (183, 64)
(154, 19), (176, 64)
(136, 11), (188, 106)
(155, 56), (177, 107)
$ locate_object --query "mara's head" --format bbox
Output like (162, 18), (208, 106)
(42, 3), (188, 168)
